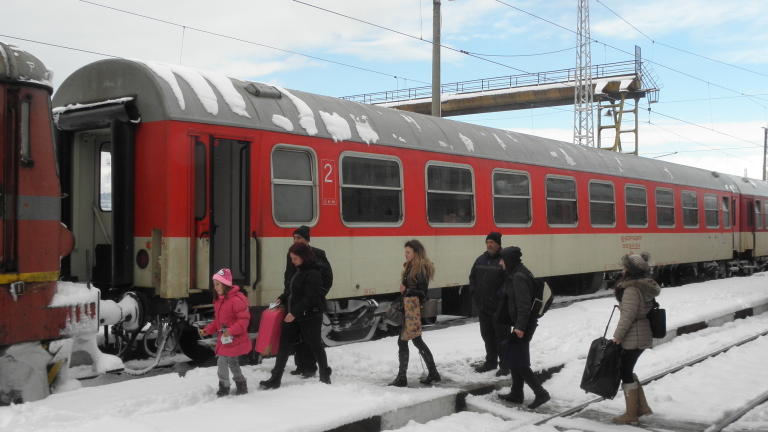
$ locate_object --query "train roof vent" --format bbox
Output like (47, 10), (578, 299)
(711, 171), (720, 178)
(244, 82), (281, 99)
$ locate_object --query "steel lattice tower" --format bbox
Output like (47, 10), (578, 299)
(574, 0), (594, 146)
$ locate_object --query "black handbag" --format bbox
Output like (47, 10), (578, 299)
(580, 306), (623, 399)
(647, 299), (666, 339)
(385, 295), (405, 326)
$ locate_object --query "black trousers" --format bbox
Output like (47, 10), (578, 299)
(479, 309), (511, 366)
(273, 314), (328, 374)
(620, 348), (644, 384)
(293, 338), (318, 373)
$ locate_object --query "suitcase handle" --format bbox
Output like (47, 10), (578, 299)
(603, 305), (618, 339)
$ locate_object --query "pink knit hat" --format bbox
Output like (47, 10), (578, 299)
(212, 268), (233, 286)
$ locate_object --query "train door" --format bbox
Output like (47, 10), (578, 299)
(744, 197), (755, 251)
(210, 138), (250, 287)
(69, 130), (114, 286)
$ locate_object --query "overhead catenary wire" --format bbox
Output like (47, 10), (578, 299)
(77, 0), (431, 85)
(0, 33), (120, 58)
(646, 120), (755, 162)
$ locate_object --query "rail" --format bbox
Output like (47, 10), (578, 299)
(340, 60), (660, 105)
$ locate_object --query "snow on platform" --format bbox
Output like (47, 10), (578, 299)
(2, 274), (768, 432)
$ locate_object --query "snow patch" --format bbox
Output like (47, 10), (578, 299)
(49, 282), (99, 307)
(393, 134), (406, 143)
(549, 151), (558, 158)
(163, 63), (218, 115)
(400, 114), (422, 132)
(558, 148), (576, 166)
(271, 114), (293, 132)
(319, 111), (352, 143)
(493, 134), (506, 150)
(274, 86), (318, 136)
(459, 133), (474, 152)
(613, 156), (624, 172)
(438, 141), (448, 148)
(0, 45), (10, 79)
(196, 70), (250, 117)
(664, 167), (674, 180)
(132, 60), (185, 110)
(350, 115), (379, 144)
(52, 97), (134, 115)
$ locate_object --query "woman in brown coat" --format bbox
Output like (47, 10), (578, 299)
(612, 252), (661, 425)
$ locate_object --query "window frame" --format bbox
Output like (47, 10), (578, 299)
(338, 151), (405, 227)
(723, 196), (731, 229)
(681, 190), (699, 229)
(492, 168), (532, 228)
(587, 180), (616, 228)
(704, 193), (719, 229)
(545, 174), (579, 228)
(764, 201), (768, 230)
(624, 184), (648, 228)
(757, 199), (763, 230)
(424, 161), (476, 228)
(270, 144), (319, 228)
(655, 187), (676, 229)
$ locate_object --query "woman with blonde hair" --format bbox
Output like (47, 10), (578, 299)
(388, 239), (441, 387)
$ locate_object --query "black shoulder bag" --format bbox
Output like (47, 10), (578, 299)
(647, 299), (666, 339)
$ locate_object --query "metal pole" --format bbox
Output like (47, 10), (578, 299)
(763, 127), (767, 181)
(432, 0), (441, 117)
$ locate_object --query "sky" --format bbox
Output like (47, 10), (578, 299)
(4, 0), (768, 178)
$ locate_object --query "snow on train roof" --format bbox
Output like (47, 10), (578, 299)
(53, 58), (752, 193)
(0, 40), (54, 90)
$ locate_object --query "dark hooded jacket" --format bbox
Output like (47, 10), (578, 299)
(278, 262), (324, 319)
(284, 246), (333, 295)
(500, 246), (536, 334)
(468, 250), (505, 313)
(613, 277), (661, 349)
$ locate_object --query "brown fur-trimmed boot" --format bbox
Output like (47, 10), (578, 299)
(633, 374), (653, 417)
(613, 383), (640, 425)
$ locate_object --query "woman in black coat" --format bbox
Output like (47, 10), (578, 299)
(388, 239), (441, 387)
(260, 242), (331, 389)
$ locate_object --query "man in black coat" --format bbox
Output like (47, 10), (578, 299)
(497, 246), (550, 409)
(468, 232), (510, 375)
(284, 225), (333, 378)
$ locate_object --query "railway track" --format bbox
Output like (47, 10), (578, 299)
(531, 328), (768, 430)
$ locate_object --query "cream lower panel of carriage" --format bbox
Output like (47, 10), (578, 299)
(755, 231), (768, 257)
(133, 236), (190, 298)
(250, 232), (734, 307)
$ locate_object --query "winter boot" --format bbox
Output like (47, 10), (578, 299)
(388, 349), (409, 387)
(419, 348), (441, 385)
(216, 381), (230, 397)
(319, 367), (332, 385)
(520, 367), (550, 409)
(234, 379), (248, 396)
(633, 374), (653, 417)
(259, 370), (283, 390)
(474, 362), (497, 373)
(498, 369), (525, 404)
(496, 368), (511, 377)
(613, 383), (640, 425)
(290, 368), (304, 376)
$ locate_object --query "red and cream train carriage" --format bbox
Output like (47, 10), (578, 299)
(51, 58), (768, 346)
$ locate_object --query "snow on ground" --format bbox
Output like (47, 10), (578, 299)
(1, 274), (767, 432)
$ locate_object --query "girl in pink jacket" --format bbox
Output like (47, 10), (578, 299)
(201, 268), (252, 397)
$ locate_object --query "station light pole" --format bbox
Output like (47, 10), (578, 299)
(432, 0), (451, 117)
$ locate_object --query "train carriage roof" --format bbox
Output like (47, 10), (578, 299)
(0, 40), (54, 91)
(52, 58), (768, 195)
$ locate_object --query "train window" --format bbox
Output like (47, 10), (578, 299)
(340, 154), (403, 225)
(589, 181), (615, 227)
(656, 188), (675, 228)
(492, 170), (531, 226)
(194, 140), (207, 220)
(682, 191), (699, 228)
(704, 194), (719, 228)
(271, 147), (317, 225)
(747, 201), (754, 228)
(426, 163), (475, 226)
(99, 142), (112, 212)
(733, 198), (737, 227)
(625, 185), (647, 227)
(757, 200), (763, 229)
(546, 176), (577, 226)
(764, 201), (768, 229)
(723, 197), (730, 229)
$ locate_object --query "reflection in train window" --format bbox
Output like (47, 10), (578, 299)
(757, 200), (763, 229)
(625, 185), (648, 228)
(546, 176), (577, 226)
(492, 170), (531, 226)
(723, 196), (730, 229)
(340, 155), (403, 225)
(656, 188), (675, 228)
(705, 194), (719, 228)
(99, 142), (111, 212)
(271, 147), (316, 225)
(682, 191), (699, 228)
(589, 181), (615, 227)
(426, 163), (475, 225)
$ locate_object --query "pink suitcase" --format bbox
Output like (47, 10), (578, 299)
(255, 307), (286, 356)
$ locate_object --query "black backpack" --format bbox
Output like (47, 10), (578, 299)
(518, 267), (554, 318)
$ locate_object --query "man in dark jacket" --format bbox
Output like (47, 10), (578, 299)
(468, 232), (510, 375)
(283, 225), (333, 378)
(497, 246), (550, 409)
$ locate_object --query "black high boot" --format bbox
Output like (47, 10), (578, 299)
(520, 367), (550, 409)
(498, 369), (524, 404)
(418, 347), (441, 385)
(388, 349), (409, 387)
(259, 369), (283, 390)
(234, 379), (248, 395)
(319, 366), (332, 385)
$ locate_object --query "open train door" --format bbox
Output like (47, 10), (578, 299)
(209, 138), (250, 288)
